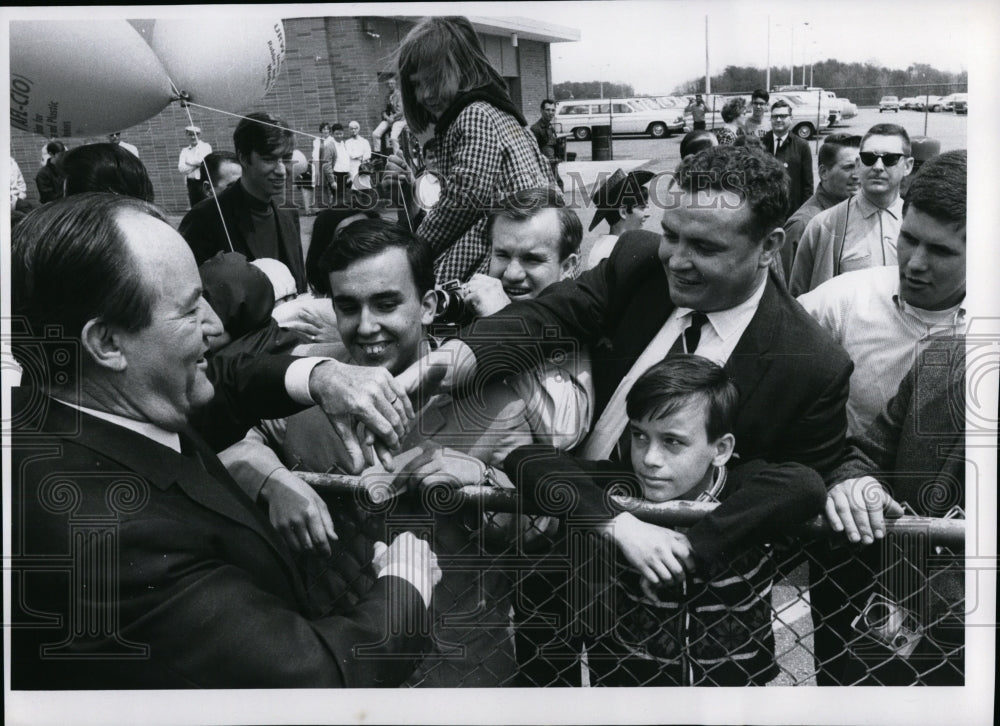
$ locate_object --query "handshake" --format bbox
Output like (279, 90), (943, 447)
(372, 531), (442, 609)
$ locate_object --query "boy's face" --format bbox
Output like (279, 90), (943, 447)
(629, 400), (735, 503)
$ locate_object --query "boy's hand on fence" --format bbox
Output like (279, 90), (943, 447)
(606, 512), (696, 585)
(260, 469), (337, 557)
(825, 476), (904, 545)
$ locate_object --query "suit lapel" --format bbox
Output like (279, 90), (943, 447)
(36, 398), (305, 598)
(725, 275), (782, 405)
(175, 427), (302, 580)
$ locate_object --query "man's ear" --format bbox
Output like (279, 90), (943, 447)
(711, 433), (736, 468)
(759, 227), (785, 268)
(80, 318), (128, 372)
(202, 180), (213, 198)
(419, 288), (438, 326)
(559, 252), (579, 280)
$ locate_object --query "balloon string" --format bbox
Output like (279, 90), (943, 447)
(167, 82), (236, 254)
(168, 98), (419, 236)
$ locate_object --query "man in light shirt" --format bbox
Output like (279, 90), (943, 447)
(790, 123), (914, 295)
(344, 120), (372, 188)
(9, 193), (439, 689)
(797, 150), (967, 437)
(177, 124), (212, 207)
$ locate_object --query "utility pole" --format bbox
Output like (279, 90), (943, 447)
(704, 15), (711, 94)
(766, 15), (771, 91)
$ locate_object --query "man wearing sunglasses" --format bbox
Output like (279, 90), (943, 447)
(763, 100), (814, 221)
(789, 123), (913, 296)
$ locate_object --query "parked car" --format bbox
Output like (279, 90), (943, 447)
(555, 97), (685, 140)
(940, 92), (968, 112)
(823, 91), (857, 120)
(898, 97), (919, 110)
(951, 93), (968, 114)
(912, 95), (946, 112)
(879, 95), (900, 112)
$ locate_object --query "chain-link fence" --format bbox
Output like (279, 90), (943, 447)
(299, 473), (965, 688)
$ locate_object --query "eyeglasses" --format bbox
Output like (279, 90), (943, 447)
(859, 151), (906, 167)
(752, 101), (767, 106)
(771, 113), (790, 120)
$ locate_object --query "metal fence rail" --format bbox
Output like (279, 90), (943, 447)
(300, 472), (966, 687)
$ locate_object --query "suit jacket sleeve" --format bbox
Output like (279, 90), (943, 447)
(193, 350), (306, 451)
(799, 141), (815, 204)
(502, 444), (641, 518)
(461, 232), (638, 383)
(788, 213), (822, 297)
(686, 460), (826, 574)
(116, 514), (430, 687)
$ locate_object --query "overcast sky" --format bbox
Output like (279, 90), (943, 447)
(3, 1), (986, 96)
(499, 0), (977, 94)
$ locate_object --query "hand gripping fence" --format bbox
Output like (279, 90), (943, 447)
(298, 470), (966, 688)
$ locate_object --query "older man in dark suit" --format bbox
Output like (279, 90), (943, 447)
(10, 194), (440, 689)
(180, 111), (307, 293)
(404, 146), (852, 684)
(763, 99), (815, 217)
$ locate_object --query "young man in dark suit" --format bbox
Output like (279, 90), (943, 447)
(10, 194), (440, 689)
(180, 111), (307, 293)
(763, 99), (815, 217)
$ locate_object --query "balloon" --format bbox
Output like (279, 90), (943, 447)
(10, 20), (174, 137)
(150, 19), (285, 113)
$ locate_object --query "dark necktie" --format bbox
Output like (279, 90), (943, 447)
(667, 311), (709, 356)
(684, 312), (709, 354)
(613, 312), (710, 462)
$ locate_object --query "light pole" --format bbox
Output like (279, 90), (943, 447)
(776, 21), (809, 86)
(766, 15), (771, 91)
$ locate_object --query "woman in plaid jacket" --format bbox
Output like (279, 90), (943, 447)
(396, 16), (556, 283)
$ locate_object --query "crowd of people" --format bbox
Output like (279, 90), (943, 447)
(8, 14), (968, 690)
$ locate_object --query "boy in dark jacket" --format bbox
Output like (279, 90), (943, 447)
(504, 355), (826, 686)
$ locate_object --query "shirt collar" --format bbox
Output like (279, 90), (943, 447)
(857, 189), (904, 219)
(676, 274), (768, 343)
(814, 183), (841, 210)
(893, 291), (967, 326)
(49, 396), (181, 452)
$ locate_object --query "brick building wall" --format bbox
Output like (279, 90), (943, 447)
(10, 16), (558, 214)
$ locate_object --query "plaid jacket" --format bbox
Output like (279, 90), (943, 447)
(418, 101), (555, 283)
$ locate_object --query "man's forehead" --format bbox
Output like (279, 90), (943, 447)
(117, 211), (199, 296)
(835, 147), (860, 164)
(901, 207), (967, 242)
(862, 134), (906, 153)
(665, 184), (746, 215)
(493, 210), (562, 253)
(330, 248), (419, 296)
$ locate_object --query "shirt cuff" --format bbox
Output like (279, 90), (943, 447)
(377, 565), (434, 609)
(284, 356), (332, 406)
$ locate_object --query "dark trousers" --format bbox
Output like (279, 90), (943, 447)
(186, 178), (204, 207)
(693, 121), (706, 130)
